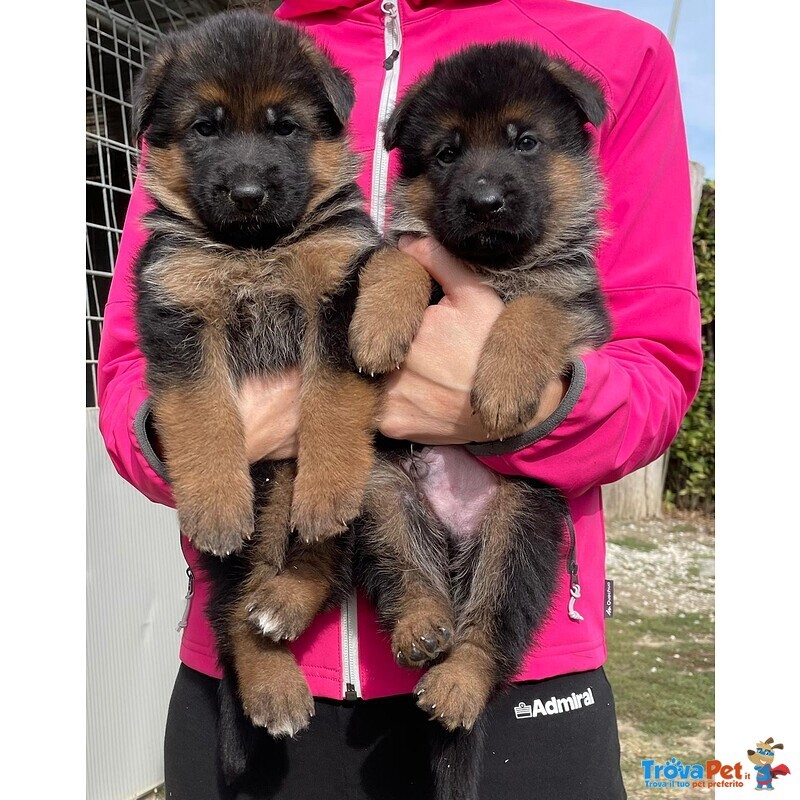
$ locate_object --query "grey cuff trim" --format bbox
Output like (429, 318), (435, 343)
(466, 358), (586, 457)
(133, 397), (170, 482)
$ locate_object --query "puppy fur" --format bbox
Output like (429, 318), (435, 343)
(350, 42), (612, 800)
(132, 10), (378, 782)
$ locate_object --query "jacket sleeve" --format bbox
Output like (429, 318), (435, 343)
(467, 32), (703, 498)
(96, 169), (175, 507)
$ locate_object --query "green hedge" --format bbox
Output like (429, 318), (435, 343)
(665, 180), (715, 512)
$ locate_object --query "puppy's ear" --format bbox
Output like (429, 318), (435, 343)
(132, 35), (182, 143)
(298, 37), (355, 128)
(383, 83), (424, 151)
(546, 58), (608, 129)
(318, 63), (356, 127)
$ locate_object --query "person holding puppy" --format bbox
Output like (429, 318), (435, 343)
(98, 1), (702, 798)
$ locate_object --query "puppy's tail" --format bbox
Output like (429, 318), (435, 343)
(429, 717), (487, 800)
(217, 671), (258, 785)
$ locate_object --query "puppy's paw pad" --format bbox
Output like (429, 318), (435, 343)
(393, 616), (454, 668)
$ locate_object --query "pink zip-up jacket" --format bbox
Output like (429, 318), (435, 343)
(97, 0), (702, 700)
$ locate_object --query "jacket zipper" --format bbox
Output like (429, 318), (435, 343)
(341, 590), (362, 701)
(369, 0), (403, 234)
(339, 1), (404, 702)
(176, 567), (194, 632)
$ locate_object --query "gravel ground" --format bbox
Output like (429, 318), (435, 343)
(606, 516), (715, 617)
(605, 514), (715, 799)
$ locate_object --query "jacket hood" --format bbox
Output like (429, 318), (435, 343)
(277, 0), (437, 19)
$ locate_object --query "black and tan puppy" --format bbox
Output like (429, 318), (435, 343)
(132, 10), (380, 778)
(351, 42), (611, 800)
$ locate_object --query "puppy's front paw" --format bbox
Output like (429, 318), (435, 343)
(290, 481), (362, 544)
(349, 304), (415, 376)
(470, 377), (540, 442)
(240, 665), (315, 737)
(349, 248), (430, 375)
(178, 477), (254, 556)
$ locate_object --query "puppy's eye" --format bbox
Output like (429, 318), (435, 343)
(436, 146), (459, 166)
(274, 120), (298, 136)
(193, 120), (218, 137)
(516, 135), (539, 152)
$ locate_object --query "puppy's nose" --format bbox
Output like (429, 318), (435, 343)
(230, 184), (265, 211)
(466, 186), (505, 218)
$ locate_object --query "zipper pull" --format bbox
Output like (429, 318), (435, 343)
(567, 560), (583, 622)
(383, 49), (400, 70)
(380, 1), (401, 70)
(564, 512), (583, 622)
(345, 683), (358, 702)
(568, 575), (585, 622)
(176, 567), (195, 632)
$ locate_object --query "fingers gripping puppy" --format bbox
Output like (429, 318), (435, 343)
(351, 42), (611, 800)
(132, 10), (379, 777)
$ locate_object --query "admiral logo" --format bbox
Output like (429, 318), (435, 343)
(514, 702), (533, 719)
(513, 688), (595, 720)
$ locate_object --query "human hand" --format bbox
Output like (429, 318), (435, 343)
(377, 237), (567, 444)
(237, 367), (301, 462)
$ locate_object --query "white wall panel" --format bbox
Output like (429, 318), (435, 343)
(87, 409), (185, 800)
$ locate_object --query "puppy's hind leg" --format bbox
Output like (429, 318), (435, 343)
(229, 620), (315, 739)
(356, 455), (454, 669)
(415, 479), (565, 732)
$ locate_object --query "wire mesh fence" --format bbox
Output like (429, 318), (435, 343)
(85, 0), (262, 407)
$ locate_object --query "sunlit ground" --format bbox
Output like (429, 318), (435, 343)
(605, 514), (715, 798)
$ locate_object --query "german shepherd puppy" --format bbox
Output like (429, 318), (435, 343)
(350, 42), (611, 800)
(132, 10), (380, 780)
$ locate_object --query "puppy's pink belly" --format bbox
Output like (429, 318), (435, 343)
(413, 446), (499, 538)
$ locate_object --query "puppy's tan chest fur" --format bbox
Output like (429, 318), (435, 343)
(145, 229), (362, 321)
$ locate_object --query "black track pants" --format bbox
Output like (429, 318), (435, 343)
(164, 664), (627, 800)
